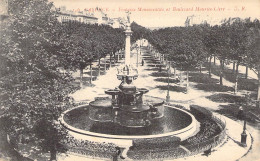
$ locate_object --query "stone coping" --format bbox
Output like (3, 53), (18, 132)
(60, 104), (198, 140)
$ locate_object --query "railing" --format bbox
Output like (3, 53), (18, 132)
(61, 135), (118, 160)
(127, 114), (226, 160)
(64, 108), (226, 160)
(67, 147), (116, 160)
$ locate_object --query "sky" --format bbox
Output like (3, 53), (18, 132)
(50, 0), (260, 28)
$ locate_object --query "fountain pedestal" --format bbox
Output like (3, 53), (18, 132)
(88, 14), (164, 128)
(89, 99), (113, 122)
(119, 104), (151, 127)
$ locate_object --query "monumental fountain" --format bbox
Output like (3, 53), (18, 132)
(88, 14), (164, 128)
(60, 13), (226, 160)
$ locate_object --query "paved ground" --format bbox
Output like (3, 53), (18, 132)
(66, 46), (259, 161)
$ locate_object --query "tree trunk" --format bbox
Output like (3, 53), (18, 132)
(220, 60), (223, 86)
(233, 61), (236, 73)
(180, 71), (183, 86)
(110, 54), (112, 69)
(234, 76), (238, 94)
(90, 63), (92, 84)
(236, 62), (239, 75)
(174, 67), (176, 78)
(257, 71), (260, 101)
(104, 57), (107, 71)
(98, 58), (101, 76)
(234, 62), (239, 94)
(50, 144), (57, 161)
(199, 64), (202, 73)
(245, 65), (248, 79)
(186, 71), (189, 93)
(214, 56), (216, 65)
(162, 55), (164, 64)
(113, 53), (116, 64)
(209, 56), (212, 77)
(80, 67), (84, 88)
(136, 50), (139, 67)
(162, 54), (164, 64)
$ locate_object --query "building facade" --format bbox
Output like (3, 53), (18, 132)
(56, 6), (98, 24)
(56, 6), (127, 28)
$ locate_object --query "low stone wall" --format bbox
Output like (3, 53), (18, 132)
(127, 107), (226, 160)
(60, 104), (226, 160)
(60, 104), (199, 160)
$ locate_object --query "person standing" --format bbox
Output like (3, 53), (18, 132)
(237, 106), (245, 120)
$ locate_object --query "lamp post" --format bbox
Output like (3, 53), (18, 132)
(166, 61), (171, 103)
(241, 119), (247, 147)
(134, 41), (142, 67)
(240, 106), (247, 147)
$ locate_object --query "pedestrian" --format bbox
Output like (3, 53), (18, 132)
(113, 147), (120, 161)
(141, 59), (144, 66)
(237, 106), (244, 120)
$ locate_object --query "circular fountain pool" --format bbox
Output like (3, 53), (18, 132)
(63, 105), (193, 136)
(61, 99), (199, 160)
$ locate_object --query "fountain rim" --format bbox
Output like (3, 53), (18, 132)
(60, 103), (197, 140)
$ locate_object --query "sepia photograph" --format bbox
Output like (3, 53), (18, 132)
(0, 0), (260, 160)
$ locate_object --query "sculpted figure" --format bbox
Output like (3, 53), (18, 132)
(126, 11), (131, 23)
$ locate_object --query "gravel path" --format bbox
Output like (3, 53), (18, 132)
(69, 46), (259, 161)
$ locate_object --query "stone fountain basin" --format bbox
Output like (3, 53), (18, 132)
(105, 89), (120, 95)
(60, 103), (198, 142)
(137, 88), (149, 94)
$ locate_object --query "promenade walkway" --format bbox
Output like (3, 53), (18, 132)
(66, 46), (257, 161)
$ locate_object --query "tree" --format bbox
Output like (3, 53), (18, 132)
(202, 23), (216, 77)
(210, 25), (231, 86)
(146, 26), (207, 91)
(131, 21), (150, 43)
(60, 22), (125, 86)
(223, 18), (249, 93)
(0, 0), (75, 160)
(245, 19), (260, 102)
(167, 26), (206, 91)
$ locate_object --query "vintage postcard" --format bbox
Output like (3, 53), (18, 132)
(0, 0), (260, 161)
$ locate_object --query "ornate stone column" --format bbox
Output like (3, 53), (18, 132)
(124, 24), (132, 66)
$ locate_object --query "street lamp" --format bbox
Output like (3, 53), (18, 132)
(239, 106), (247, 147)
(134, 42), (141, 67)
(133, 44), (139, 67)
(166, 61), (171, 103)
(241, 119), (247, 147)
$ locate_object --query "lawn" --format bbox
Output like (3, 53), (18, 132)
(189, 73), (219, 84)
(195, 83), (234, 92)
(154, 78), (180, 84)
(156, 85), (186, 93)
(216, 104), (260, 123)
(204, 63), (257, 91)
(206, 93), (246, 104)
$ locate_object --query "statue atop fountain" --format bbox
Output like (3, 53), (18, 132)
(88, 12), (164, 128)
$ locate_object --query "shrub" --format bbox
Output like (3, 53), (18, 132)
(206, 94), (246, 103)
(195, 84), (234, 92)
